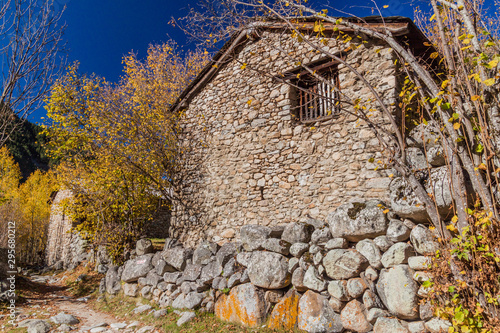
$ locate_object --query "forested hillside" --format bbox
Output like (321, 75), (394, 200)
(6, 116), (51, 181)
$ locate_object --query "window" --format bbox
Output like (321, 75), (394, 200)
(290, 60), (341, 123)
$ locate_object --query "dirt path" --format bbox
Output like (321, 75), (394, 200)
(3, 274), (158, 333)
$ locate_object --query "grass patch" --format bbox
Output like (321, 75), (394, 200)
(149, 238), (165, 251)
(92, 293), (302, 333)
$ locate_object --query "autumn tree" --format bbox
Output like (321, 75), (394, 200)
(45, 43), (209, 262)
(0, 0), (66, 148)
(0, 146), (55, 265)
(0, 146), (21, 248)
(181, 0), (500, 328)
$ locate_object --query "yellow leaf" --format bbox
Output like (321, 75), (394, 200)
(430, 14), (436, 21)
(451, 215), (458, 223)
(430, 52), (439, 59)
(488, 59), (499, 68)
(383, 209), (390, 214)
(483, 78), (495, 86)
(453, 122), (460, 130)
(446, 224), (458, 232)
(240, 63), (247, 70)
(478, 163), (487, 170)
(471, 95), (480, 101)
(383, 5), (389, 8)
(247, 100), (252, 106)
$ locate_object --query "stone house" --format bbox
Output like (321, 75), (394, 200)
(170, 17), (432, 246)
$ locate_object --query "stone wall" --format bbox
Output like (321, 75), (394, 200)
(100, 201), (449, 332)
(45, 190), (88, 269)
(173, 29), (400, 246)
(45, 190), (172, 269)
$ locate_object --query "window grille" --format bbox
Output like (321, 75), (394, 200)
(294, 64), (341, 123)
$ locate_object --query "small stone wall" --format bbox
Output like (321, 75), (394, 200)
(101, 200), (450, 332)
(45, 190), (172, 269)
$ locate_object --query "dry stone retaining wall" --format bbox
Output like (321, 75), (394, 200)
(101, 201), (449, 332)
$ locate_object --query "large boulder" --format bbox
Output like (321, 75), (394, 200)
(172, 292), (204, 310)
(291, 267), (307, 291)
(390, 167), (453, 223)
(105, 265), (122, 294)
(281, 223), (315, 244)
(136, 239), (154, 256)
(303, 266), (327, 292)
(267, 289), (300, 330)
(406, 147), (428, 171)
(123, 283), (139, 297)
(381, 242), (415, 268)
(373, 317), (410, 333)
(216, 242), (239, 266)
(215, 283), (268, 327)
(297, 290), (343, 333)
(192, 241), (218, 265)
(386, 219), (411, 242)
(262, 238), (291, 255)
(340, 300), (372, 333)
(163, 247), (192, 271)
(50, 312), (79, 325)
(247, 251), (291, 289)
(410, 225), (440, 255)
(323, 249), (368, 280)
(199, 260), (223, 285)
(26, 320), (51, 333)
(240, 225), (272, 251)
(376, 265), (419, 319)
(121, 254), (154, 283)
(328, 280), (349, 301)
(389, 177), (428, 223)
(327, 200), (389, 241)
(181, 263), (202, 282)
(355, 239), (382, 269)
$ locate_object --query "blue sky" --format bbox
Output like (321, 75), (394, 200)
(30, 0), (419, 122)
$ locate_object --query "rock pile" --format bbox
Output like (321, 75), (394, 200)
(101, 200), (448, 332)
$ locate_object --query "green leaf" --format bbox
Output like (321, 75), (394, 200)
(441, 102), (451, 110)
(475, 143), (484, 153)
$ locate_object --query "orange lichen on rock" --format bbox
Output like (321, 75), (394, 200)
(267, 289), (300, 330)
(214, 283), (268, 327)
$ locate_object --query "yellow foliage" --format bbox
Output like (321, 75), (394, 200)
(0, 146), (56, 265)
(0, 146), (21, 203)
(44, 41), (209, 262)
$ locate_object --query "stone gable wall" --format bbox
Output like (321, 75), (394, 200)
(173, 30), (400, 246)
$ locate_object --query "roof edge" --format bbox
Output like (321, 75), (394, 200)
(171, 16), (427, 114)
